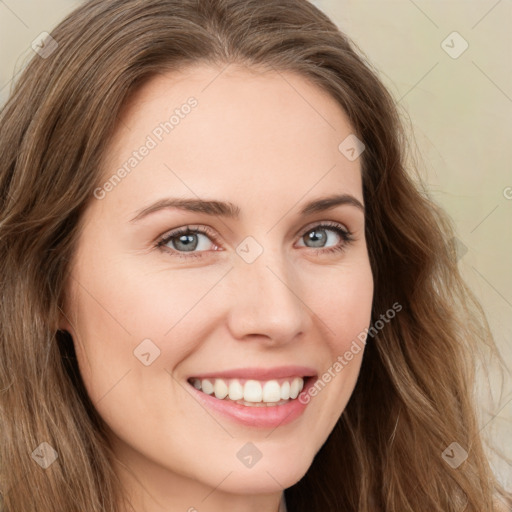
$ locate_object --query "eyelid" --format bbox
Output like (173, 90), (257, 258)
(156, 224), (221, 250)
(293, 219), (350, 239)
(156, 221), (354, 256)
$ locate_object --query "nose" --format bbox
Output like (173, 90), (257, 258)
(226, 251), (310, 346)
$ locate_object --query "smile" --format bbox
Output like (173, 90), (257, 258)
(185, 366), (317, 427)
(188, 376), (306, 406)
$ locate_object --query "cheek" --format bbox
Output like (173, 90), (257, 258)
(67, 254), (229, 402)
(306, 258), (374, 351)
(299, 259), (373, 421)
(332, 270), (373, 350)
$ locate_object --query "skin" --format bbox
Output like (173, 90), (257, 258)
(60, 64), (374, 512)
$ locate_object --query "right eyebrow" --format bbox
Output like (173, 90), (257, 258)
(130, 198), (241, 222)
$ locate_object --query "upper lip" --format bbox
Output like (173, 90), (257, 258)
(188, 366), (317, 381)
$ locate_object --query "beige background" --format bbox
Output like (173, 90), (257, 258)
(1, 0), (511, 488)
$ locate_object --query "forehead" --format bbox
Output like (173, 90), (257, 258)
(96, 64), (363, 219)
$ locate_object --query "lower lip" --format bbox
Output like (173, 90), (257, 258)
(187, 377), (315, 428)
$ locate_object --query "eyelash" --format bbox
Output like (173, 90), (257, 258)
(156, 222), (354, 259)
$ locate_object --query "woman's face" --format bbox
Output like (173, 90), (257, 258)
(61, 64), (373, 507)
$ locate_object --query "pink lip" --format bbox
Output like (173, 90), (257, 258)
(188, 365), (317, 381)
(186, 373), (317, 429)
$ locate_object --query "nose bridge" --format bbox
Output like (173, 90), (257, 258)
(226, 243), (308, 343)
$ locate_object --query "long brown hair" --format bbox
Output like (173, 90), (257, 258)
(0, 1), (510, 510)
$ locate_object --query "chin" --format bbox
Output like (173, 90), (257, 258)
(211, 454), (313, 494)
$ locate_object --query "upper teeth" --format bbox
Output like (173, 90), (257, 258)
(190, 377), (305, 403)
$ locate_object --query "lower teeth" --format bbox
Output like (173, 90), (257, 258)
(233, 398), (290, 407)
(197, 389), (291, 406)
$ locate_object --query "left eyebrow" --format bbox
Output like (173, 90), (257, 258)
(129, 193), (364, 223)
(299, 193), (365, 215)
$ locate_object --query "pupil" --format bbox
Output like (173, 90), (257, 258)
(307, 229), (326, 248)
(175, 234), (198, 251)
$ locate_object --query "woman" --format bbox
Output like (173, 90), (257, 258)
(0, 0), (510, 510)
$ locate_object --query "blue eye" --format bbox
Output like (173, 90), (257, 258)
(297, 223), (353, 253)
(157, 226), (219, 258)
(161, 229), (213, 252)
(156, 222), (354, 259)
